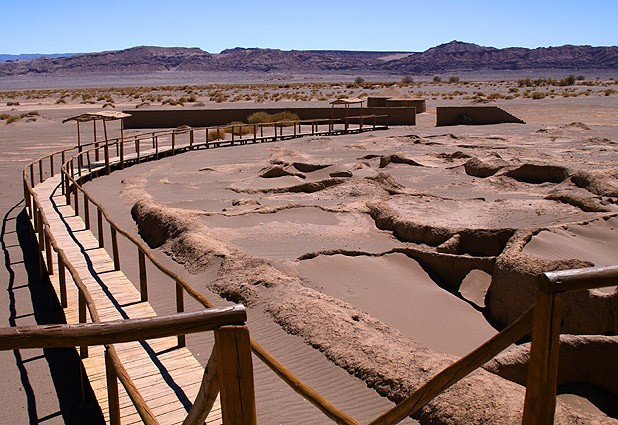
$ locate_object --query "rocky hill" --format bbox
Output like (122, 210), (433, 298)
(1, 41), (616, 77)
(379, 41), (618, 72)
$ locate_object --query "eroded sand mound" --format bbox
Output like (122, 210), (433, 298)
(119, 126), (618, 423)
(131, 198), (608, 425)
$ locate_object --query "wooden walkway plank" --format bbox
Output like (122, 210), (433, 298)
(34, 173), (222, 425)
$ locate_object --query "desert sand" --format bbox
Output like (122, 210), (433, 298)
(1, 79), (617, 423)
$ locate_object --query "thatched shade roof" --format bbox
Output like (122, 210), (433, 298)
(330, 98), (364, 105)
(62, 111), (131, 123)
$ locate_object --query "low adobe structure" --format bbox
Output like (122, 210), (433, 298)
(366, 87), (426, 113)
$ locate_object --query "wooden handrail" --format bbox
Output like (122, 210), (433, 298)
(0, 306), (246, 350)
(541, 265), (618, 292)
(250, 338), (361, 425)
(368, 307), (535, 425)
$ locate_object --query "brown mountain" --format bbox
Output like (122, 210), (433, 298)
(1, 41), (616, 77)
(379, 41), (618, 72)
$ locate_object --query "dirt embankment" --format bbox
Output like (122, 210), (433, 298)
(131, 198), (611, 424)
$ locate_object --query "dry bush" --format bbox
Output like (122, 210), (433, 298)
(225, 121), (253, 136)
(207, 128), (226, 141)
(246, 111), (299, 125)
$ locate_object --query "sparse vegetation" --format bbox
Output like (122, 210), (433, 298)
(354, 76), (365, 85)
(1, 111), (40, 124)
(433, 76), (442, 82)
(448, 76), (460, 83)
(401, 76), (414, 84)
(207, 128), (226, 141)
(226, 121), (253, 136)
(247, 111), (300, 125)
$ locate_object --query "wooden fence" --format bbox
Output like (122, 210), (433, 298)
(15, 117), (618, 424)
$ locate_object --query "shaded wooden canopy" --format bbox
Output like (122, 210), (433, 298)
(330, 98), (364, 105)
(62, 111), (131, 123)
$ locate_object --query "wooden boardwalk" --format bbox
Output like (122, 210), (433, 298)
(33, 174), (222, 424)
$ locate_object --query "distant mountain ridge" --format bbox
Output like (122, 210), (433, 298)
(0, 53), (78, 62)
(1, 41), (616, 77)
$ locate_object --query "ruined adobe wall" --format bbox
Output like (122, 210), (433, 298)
(123, 106), (416, 129)
(437, 106), (525, 126)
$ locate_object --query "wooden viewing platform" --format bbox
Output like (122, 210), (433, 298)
(32, 174), (223, 424)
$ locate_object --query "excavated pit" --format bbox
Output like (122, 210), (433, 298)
(113, 126), (618, 423)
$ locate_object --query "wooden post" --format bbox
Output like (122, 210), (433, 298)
(82, 194), (90, 230)
(253, 125), (257, 143)
(44, 228), (53, 275)
(93, 119), (99, 162)
(58, 253), (67, 308)
(61, 151), (66, 195)
(76, 120), (82, 157)
(38, 159), (44, 183)
(103, 119), (108, 142)
(176, 281), (185, 347)
(190, 129), (194, 149)
(136, 138), (140, 164)
(97, 208), (104, 248)
(36, 210), (45, 280)
(522, 287), (564, 425)
(215, 326), (256, 425)
(105, 348), (121, 425)
(50, 155), (54, 177)
(87, 150), (92, 174)
(155, 136), (159, 159)
(73, 184), (79, 216)
(104, 143), (110, 175)
(78, 291), (88, 358)
(111, 227), (120, 271)
(172, 132), (176, 155)
(65, 174), (71, 206)
(120, 138), (124, 169)
(24, 182), (32, 219)
(120, 119), (125, 161)
(36, 210), (44, 253)
(139, 249), (148, 302)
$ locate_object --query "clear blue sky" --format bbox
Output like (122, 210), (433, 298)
(1, 0), (616, 54)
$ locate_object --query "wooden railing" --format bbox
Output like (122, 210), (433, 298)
(0, 307), (255, 425)
(20, 117), (617, 425)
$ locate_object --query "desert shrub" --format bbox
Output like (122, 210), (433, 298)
(562, 74), (577, 86)
(604, 89), (616, 96)
(401, 76), (414, 84)
(354, 76), (365, 85)
(55, 97), (66, 104)
(207, 128), (226, 141)
(487, 92), (506, 100)
(576, 75), (585, 81)
(433, 75), (442, 82)
(246, 111), (299, 125)
(225, 121), (253, 136)
(531, 91), (547, 99)
(6, 101), (19, 106)
(448, 76), (460, 83)
(3, 111), (39, 124)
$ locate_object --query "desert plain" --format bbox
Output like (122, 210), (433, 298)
(1, 75), (617, 424)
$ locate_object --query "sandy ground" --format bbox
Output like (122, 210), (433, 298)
(1, 80), (617, 423)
